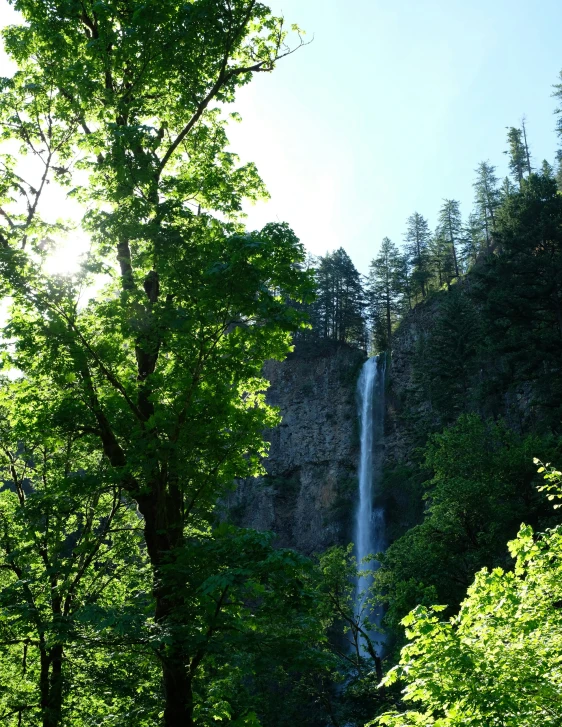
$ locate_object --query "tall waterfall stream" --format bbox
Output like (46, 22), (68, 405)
(354, 355), (386, 656)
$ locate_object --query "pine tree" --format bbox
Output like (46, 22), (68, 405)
(461, 212), (486, 269)
(554, 70), (562, 190)
(394, 252), (413, 312)
(311, 249), (366, 346)
(474, 171), (562, 423)
(312, 253), (336, 339)
(473, 161), (500, 254)
(429, 227), (455, 288)
(501, 175), (517, 200)
(521, 117), (533, 176)
(404, 212), (431, 299)
(541, 159), (555, 179)
(505, 127), (527, 187)
(366, 237), (402, 351)
(438, 199), (462, 278)
(556, 150), (562, 191)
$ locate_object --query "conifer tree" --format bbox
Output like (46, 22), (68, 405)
(366, 237), (401, 351)
(429, 227), (454, 289)
(501, 175), (517, 200)
(473, 161), (500, 254)
(521, 117), (533, 176)
(394, 252), (413, 312)
(475, 171), (562, 423)
(541, 159), (555, 178)
(311, 249), (366, 346)
(554, 70), (562, 189)
(438, 199), (462, 278)
(505, 127), (527, 187)
(404, 212), (431, 299)
(556, 150), (562, 191)
(461, 212), (485, 268)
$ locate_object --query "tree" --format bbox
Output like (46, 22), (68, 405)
(461, 212), (485, 268)
(404, 213), (431, 299)
(505, 126), (527, 187)
(500, 174), (517, 200)
(473, 171), (562, 424)
(541, 159), (555, 178)
(311, 248), (366, 346)
(366, 238), (402, 352)
(521, 116), (533, 176)
(0, 2), (312, 725)
(473, 161), (500, 254)
(393, 252), (413, 312)
(556, 150), (562, 191)
(373, 466), (562, 727)
(305, 546), (397, 727)
(374, 414), (559, 641)
(167, 526), (333, 727)
(415, 290), (481, 420)
(437, 200), (462, 278)
(549, 69), (562, 191)
(0, 381), (155, 727)
(428, 227), (454, 289)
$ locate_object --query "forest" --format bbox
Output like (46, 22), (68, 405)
(0, 1), (561, 726)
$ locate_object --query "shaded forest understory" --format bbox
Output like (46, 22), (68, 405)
(0, 1), (561, 726)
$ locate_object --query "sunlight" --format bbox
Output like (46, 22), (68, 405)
(42, 231), (91, 277)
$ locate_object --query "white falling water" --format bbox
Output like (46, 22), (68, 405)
(354, 355), (386, 655)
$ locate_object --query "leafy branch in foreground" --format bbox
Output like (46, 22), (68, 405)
(535, 458), (562, 508)
(372, 463), (562, 727)
(0, 381), (155, 727)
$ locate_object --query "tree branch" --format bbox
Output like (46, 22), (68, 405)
(157, 31), (306, 175)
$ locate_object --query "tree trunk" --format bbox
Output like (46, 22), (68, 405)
(40, 644), (64, 727)
(138, 489), (194, 727)
(162, 661), (194, 727)
(114, 247), (194, 725)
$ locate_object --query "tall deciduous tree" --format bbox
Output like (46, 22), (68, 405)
(0, 2), (312, 725)
(0, 383), (154, 727)
(374, 415), (557, 642)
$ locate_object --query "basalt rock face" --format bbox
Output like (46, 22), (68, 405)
(385, 288), (538, 470)
(226, 341), (365, 556)
(384, 296), (441, 467)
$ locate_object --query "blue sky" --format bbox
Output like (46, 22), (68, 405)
(1, 0), (561, 274)
(228, 0), (562, 272)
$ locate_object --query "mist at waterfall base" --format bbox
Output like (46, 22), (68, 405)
(354, 355), (386, 656)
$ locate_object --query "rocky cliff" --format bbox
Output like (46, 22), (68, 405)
(384, 296), (440, 466)
(226, 341), (365, 555)
(385, 285), (538, 470)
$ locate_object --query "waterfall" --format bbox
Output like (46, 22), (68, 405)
(354, 355), (386, 655)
